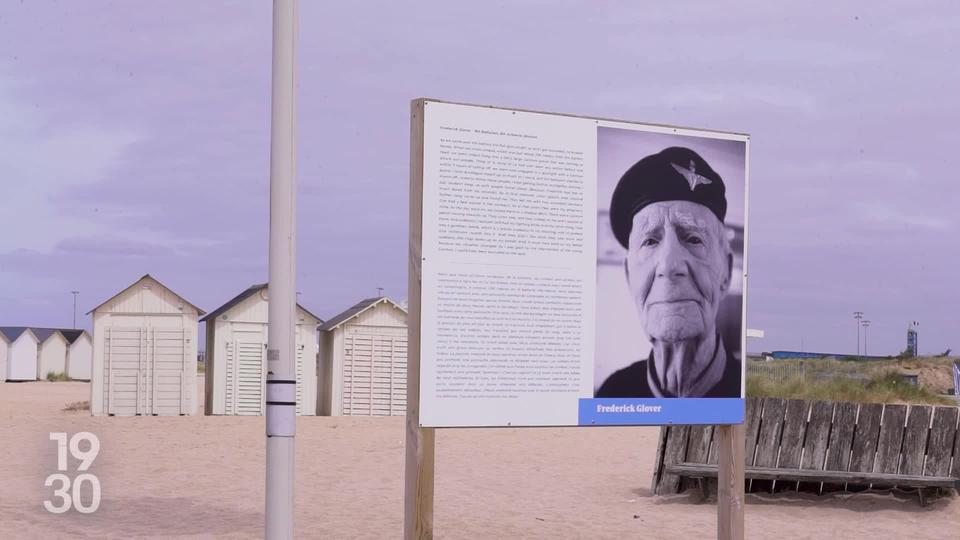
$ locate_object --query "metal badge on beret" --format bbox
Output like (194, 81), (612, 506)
(609, 146), (727, 248)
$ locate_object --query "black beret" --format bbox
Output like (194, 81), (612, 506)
(609, 146), (726, 248)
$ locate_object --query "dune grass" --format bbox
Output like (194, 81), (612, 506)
(45, 371), (71, 382)
(747, 369), (953, 405)
(62, 400), (90, 412)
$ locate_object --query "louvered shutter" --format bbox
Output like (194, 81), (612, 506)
(341, 332), (407, 416)
(234, 341), (265, 415)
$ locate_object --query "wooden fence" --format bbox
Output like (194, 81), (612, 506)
(652, 397), (960, 501)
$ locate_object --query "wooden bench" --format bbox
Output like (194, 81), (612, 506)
(652, 398), (960, 505)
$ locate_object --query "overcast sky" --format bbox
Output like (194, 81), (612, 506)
(1, 2), (957, 356)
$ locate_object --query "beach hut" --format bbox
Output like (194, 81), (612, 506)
(0, 327), (40, 381)
(35, 329), (69, 380)
(62, 330), (93, 381)
(89, 274), (204, 416)
(201, 284), (322, 416)
(318, 296), (408, 416)
(0, 331), (8, 382)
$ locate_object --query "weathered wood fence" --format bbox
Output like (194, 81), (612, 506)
(653, 397), (960, 504)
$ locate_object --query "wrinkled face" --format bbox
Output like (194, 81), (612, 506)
(626, 200), (732, 343)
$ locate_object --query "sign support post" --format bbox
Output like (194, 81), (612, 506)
(405, 99), (435, 540)
(265, 1), (298, 538)
(717, 424), (745, 540)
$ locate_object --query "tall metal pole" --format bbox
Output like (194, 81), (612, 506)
(853, 311), (863, 357)
(862, 320), (871, 356)
(71, 291), (79, 329)
(914, 321), (919, 356)
(265, 1), (298, 538)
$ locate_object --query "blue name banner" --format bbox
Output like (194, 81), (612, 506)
(578, 398), (744, 426)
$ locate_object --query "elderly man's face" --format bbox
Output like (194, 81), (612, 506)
(626, 200), (732, 343)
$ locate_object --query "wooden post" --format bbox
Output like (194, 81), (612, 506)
(404, 99), (435, 540)
(717, 424), (745, 540)
(404, 424), (435, 539)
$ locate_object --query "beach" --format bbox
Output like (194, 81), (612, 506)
(1, 380), (956, 539)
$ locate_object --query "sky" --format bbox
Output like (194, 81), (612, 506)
(1, 1), (958, 356)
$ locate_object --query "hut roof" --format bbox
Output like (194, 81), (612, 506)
(199, 283), (322, 323)
(319, 296), (406, 332)
(86, 274), (205, 316)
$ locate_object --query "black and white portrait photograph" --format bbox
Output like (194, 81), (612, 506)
(594, 126), (747, 398)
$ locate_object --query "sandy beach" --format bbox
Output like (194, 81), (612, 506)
(1, 380), (957, 539)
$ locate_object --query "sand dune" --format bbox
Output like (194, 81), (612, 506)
(1, 380), (956, 539)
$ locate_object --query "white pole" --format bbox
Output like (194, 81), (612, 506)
(265, 0), (297, 538)
(71, 291), (79, 329)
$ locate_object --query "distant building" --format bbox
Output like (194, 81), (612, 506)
(89, 274), (203, 416)
(764, 350), (891, 361)
(201, 283), (322, 416)
(0, 327), (93, 382)
(906, 322), (919, 357)
(63, 330), (93, 381)
(35, 328), (69, 379)
(0, 327), (40, 381)
(318, 296), (408, 416)
(0, 331), (6, 382)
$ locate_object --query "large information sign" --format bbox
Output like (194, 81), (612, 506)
(416, 100), (749, 427)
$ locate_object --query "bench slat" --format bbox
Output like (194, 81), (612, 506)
(901, 405), (932, 476)
(824, 401), (858, 472)
(658, 425), (690, 495)
(687, 425), (713, 463)
(778, 399), (809, 469)
(683, 425), (713, 492)
(801, 401), (834, 470)
(651, 425), (669, 493)
(951, 408), (960, 479)
(754, 398), (786, 468)
(713, 398), (761, 466)
(665, 463), (959, 489)
(926, 407), (958, 477)
(875, 404), (907, 475)
(849, 403), (882, 473)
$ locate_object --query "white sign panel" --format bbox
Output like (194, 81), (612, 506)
(417, 100), (749, 428)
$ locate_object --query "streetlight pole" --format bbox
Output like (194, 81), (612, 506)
(911, 321), (919, 356)
(862, 320), (871, 356)
(265, 1), (298, 538)
(71, 291), (79, 329)
(853, 311), (863, 357)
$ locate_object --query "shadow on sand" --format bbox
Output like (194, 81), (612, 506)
(650, 487), (955, 513)
(13, 496), (262, 538)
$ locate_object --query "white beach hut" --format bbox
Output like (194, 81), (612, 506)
(35, 329), (69, 380)
(202, 284), (321, 416)
(0, 331), (8, 383)
(318, 297), (408, 416)
(0, 327), (40, 381)
(63, 330), (93, 381)
(89, 274), (204, 416)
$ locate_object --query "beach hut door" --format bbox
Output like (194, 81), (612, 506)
(296, 338), (304, 415)
(103, 327), (144, 415)
(226, 340), (266, 415)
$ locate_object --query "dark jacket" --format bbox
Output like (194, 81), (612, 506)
(595, 349), (741, 398)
